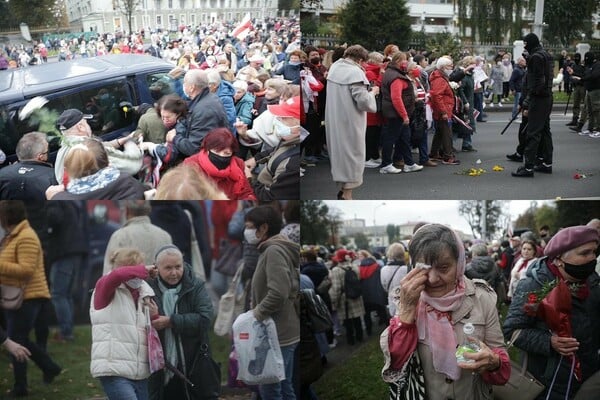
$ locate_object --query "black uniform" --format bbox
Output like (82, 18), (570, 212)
(512, 33), (554, 177)
(0, 160), (57, 201)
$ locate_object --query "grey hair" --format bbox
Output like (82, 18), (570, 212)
(470, 243), (488, 257)
(155, 245), (183, 265)
(16, 131), (47, 161)
(125, 200), (151, 216)
(184, 69), (209, 90)
(367, 51), (384, 64)
(409, 224), (459, 266)
(206, 69), (222, 86)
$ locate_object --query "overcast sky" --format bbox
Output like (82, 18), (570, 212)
(323, 200), (547, 234)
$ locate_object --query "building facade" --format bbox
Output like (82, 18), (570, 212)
(65, 0), (281, 34)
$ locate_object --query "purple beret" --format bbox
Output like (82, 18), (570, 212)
(544, 225), (599, 259)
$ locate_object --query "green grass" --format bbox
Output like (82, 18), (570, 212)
(313, 336), (388, 400)
(0, 325), (235, 400)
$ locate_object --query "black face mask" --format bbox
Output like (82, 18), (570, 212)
(208, 151), (232, 170)
(310, 57), (320, 65)
(562, 259), (597, 281)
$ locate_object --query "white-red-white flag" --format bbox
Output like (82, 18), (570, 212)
(232, 14), (252, 39)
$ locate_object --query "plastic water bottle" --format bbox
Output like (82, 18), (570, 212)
(455, 323), (480, 363)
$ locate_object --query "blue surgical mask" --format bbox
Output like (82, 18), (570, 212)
(273, 118), (298, 138)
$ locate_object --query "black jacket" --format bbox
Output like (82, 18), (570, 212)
(465, 256), (502, 288)
(253, 137), (300, 200)
(525, 46), (553, 97)
(150, 203), (192, 264)
(45, 201), (89, 263)
(582, 61), (600, 92)
(0, 160), (57, 201)
(503, 257), (600, 400)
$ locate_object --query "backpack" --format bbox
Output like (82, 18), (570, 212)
(343, 266), (362, 299)
(300, 289), (333, 333)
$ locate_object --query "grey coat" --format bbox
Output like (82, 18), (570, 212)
(325, 58), (377, 188)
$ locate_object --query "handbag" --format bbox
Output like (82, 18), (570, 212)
(145, 305), (165, 373)
(494, 330), (545, 400)
(214, 262), (247, 336)
(0, 284), (25, 310)
(184, 210), (206, 281)
(189, 343), (221, 399)
(388, 351), (426, 400)
(215, 238), (243, 277)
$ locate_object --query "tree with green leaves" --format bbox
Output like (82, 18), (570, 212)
(354, 232), (370, 251)
(300, 200), (331, 245)
(555, 201), (600, 227)
(337, 0), (411, 51)
(386, 224), (396, 244)
(114, 0), (142, 35)
(459, 200), (508, 240)
(540, 0), (598, 46)
(6, 0), (56, 27)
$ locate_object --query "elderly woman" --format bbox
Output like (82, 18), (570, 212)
(503, 225), (600, 400)
(0, 201), (62, 397)
(325, 45), (379, 200)
(146, 245), (218, 400)
(381, 224), (510, 399)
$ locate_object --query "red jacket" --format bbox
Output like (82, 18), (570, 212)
(365, 62), (384, 126)
(428, 69), (455, 119)
(184, 151), (256, 201)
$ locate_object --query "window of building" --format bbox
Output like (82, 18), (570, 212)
(156, 15), (163, 27)
(168, 0), (173, 8)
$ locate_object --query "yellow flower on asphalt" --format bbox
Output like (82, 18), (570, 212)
(492, 165), (504, 171)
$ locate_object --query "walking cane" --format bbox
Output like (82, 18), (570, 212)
(564, 91), (572, 115)
(165, 361), (195, 387)
(500, 109), (522, 135)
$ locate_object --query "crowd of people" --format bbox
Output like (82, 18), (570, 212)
(0, 199), (301, 400)
(299, 34), (600, 197)
(0, 16), (305, 201)
(301, 218), (600, 399)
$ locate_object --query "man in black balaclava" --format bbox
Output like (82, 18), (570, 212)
(579, 52), (600, 137)
(566, 52), (587, 128)
(512, 33), (554, 177)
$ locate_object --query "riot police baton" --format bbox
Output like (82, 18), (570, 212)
(564, 91), (572, 115)
(500, 109), (522, 135)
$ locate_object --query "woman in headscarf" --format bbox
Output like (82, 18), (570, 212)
(381, 224), (510, 399)
(503, 225), (600, 400)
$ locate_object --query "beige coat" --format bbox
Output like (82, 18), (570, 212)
(381, 279), (506, 400)
(329, 262), (365, 320)
(325, 58), (377, 188)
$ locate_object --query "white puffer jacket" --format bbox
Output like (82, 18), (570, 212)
(90, 282), (155, 379)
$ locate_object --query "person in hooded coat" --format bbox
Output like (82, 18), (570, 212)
(357, 250), (389, 336)
(325, 45), (378, 200)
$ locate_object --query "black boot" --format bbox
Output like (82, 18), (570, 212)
(569, 122), (584, 133)
(566, 118), (578, 127)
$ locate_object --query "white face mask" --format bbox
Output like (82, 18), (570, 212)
(443, 68), (452, 77)
(244, 228), (261, 245)
(273, 118), (299, 139)
(126, 278), (144, 289)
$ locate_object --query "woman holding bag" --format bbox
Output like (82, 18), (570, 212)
(147, 245), (218, 400)
(0, 200), (62, 397)
(90, 247), (159, 400)
(503, 225), (600, 400)
(380, 224), (510, 399)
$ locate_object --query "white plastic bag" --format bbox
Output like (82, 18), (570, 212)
(232, 310), (285, 385)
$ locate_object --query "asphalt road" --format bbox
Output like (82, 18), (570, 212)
(300, 108), (600, 200)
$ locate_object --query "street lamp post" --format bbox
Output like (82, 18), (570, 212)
(373, 202), (386, 227)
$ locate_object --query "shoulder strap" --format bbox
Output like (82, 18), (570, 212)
(268, 145), (298, 176)
(386, 265), (401, 293)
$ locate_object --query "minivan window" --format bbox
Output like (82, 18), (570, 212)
(0, 81), (133, 158)
(146, 72), (177, 100)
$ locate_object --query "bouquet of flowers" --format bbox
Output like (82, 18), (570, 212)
(523, 278), (581, 381)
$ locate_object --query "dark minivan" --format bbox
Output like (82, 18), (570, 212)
(0, 54), (174, 167)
